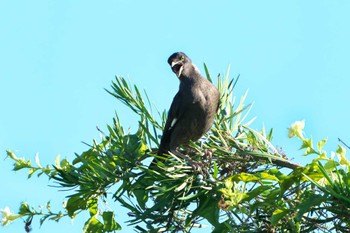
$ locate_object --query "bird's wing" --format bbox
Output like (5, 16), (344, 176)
(163, 91), (183, 133)
(158, 91), (189, 154)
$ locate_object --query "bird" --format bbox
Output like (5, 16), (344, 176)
(155, 52), (220, 167)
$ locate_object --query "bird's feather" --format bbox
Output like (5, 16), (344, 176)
(157, 52), (220, 156)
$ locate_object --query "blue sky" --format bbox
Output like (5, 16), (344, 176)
(1, 1), (350, 232)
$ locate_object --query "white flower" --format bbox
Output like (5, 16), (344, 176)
(288, 120), (305, 139)
(330, 151), (336, 160)
(1, 207), (20, 226)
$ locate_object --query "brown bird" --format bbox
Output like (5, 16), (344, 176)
(156, 52), (220, 166)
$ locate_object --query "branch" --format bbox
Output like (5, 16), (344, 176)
(270, 158), (303, 170)
(338, 138), (350, 150)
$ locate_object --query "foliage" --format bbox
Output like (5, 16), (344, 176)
(2, 65), (350, 232)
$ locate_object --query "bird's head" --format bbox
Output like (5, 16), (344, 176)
(167, 52), (191, 78)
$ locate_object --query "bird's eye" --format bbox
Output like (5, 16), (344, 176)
(180, 56), (185, 61)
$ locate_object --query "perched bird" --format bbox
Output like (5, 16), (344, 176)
(156, 52), (220, 166)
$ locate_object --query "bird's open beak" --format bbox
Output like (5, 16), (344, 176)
(171, 61), (183, 78)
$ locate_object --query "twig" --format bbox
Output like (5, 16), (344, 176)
(271, 158), (303, 170)
(338, 138), (350, 150)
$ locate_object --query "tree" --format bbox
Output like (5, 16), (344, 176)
(2, 66), (350, 232)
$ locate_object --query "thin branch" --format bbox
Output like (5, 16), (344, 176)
(338, 138), (350, 150)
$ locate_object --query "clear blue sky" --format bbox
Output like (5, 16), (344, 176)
(1, 1), (350, 232)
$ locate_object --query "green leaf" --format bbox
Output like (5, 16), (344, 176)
(317, 138), (327, 152)
(324, 160), (338, 170)
(174, 181), (187, 192)
(66, 195), (87, 218)
(296, 193), (326, 220)
(304, 147), (317, 156)
(102, 211), (122, 231)
(192, 193), (220, 227)
(124, 134), (141, 153)
(300, 138), (313, 150)
(271, 208), (289, 226)
(83, 216), (103, 233)
(280, 177), (296, 194)
(268, 168), (287, 180)
(19, 202), (31, 215)
(132, 188), (148, 209)
(232, 173), (259, 182)
(267, 128), (274, 141)
(88, 199), (98, 217)
(258, 172), (279, 181)
(212, 221), (230, 233)
(203, 63), (212, 82)
(13, 158), (31, 171)
(178, 192), (203, 201)
(242, 185), (271, 202)
(336, 146), (349, 166)
(28, 168), (37, 178)
(213, 161), (219, 179)
(6, 150), (18, 160)
(232, 172), (278, 183)
(318, 151), (328, 160)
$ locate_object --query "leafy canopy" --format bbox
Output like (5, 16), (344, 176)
(2, 65), (350, 233)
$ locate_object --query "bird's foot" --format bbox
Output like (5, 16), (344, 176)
(203, 149), (213, 160)
(190, 161), (209, 176)
(203, 149), (214, 167)
(170, 149), (208, 176)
